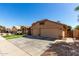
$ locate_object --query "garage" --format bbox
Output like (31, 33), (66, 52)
(31, 19), (71, 39)
(40, 28), (62, 38)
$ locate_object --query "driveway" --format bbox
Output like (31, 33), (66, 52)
(0, 36), (30, 56)
(9, 37), (53, 56)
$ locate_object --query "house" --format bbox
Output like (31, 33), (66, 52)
(11, 26), (29, 35)
(73, 29), (79, 39)
(20, 26), (29, 34)
(5, 28), (12, 33)
(30, 19), (72, 39)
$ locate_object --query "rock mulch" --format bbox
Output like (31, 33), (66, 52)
(41, 41), (79, 56)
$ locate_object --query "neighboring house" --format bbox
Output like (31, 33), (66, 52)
(20, 26), (29, 34)
(30, 19), (72, 39)
(11, 26), (29, 35)
(5, 28), (11, 33)
(73, 29), (79, 39)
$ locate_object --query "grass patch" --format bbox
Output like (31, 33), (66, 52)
(3, 34), (23, 40)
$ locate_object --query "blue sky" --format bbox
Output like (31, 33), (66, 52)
(0, 3), (79, 28)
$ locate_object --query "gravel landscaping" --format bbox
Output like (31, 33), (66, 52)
(41, 41), (79, 56)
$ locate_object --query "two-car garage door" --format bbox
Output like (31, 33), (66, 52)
(40, 28), (62, 38)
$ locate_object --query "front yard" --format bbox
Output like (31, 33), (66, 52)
(3, 34), (23, 40)
(2, 34), (79, 56)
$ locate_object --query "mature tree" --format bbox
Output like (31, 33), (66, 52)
(75, 25), (79, 30)
(0, 25), (6, 33)
(75, 6), (79, 11)
(75, 6), (79, 22)
(20, 26), (26, 34)
(12, 26), (17, 34)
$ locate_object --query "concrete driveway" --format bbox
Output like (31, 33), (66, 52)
(9, 37), (53, 56)
(0, 36), (30, 56)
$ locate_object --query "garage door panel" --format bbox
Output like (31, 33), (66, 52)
(40, 29), (62, 38)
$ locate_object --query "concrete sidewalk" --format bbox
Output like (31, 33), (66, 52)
(0, 36), (30, 56)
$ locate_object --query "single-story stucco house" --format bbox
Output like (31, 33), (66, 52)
(30, 19), (72, 39)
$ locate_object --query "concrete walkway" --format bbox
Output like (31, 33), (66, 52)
(0, 36), (30, 56)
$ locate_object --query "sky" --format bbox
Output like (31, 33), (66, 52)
(0, 3), (79, 28)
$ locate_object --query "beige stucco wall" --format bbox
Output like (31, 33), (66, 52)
(31, 20), (66, 38)
(31, 23), (40, 36)
(73, 29), (79, 38)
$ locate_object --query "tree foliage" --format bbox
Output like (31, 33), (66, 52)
(75, 25), (79, 30)
(20, 26), (26, 34)
(75, 6), (79, 11)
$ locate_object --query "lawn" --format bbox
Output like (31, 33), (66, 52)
(3, 34), (23, 40)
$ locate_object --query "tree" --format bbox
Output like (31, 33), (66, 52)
(75, 6), (79, 11)
(75, 25), (79, 30)
(75, 6), (79, 22)
(20, 26), (26, 34)
(12, 26), (17, 34)
(0, 26), (6, 33)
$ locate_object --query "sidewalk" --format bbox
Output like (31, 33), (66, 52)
(0, 36), (30, 56)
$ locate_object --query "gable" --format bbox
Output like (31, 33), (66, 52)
(31, 19), (70, 30)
